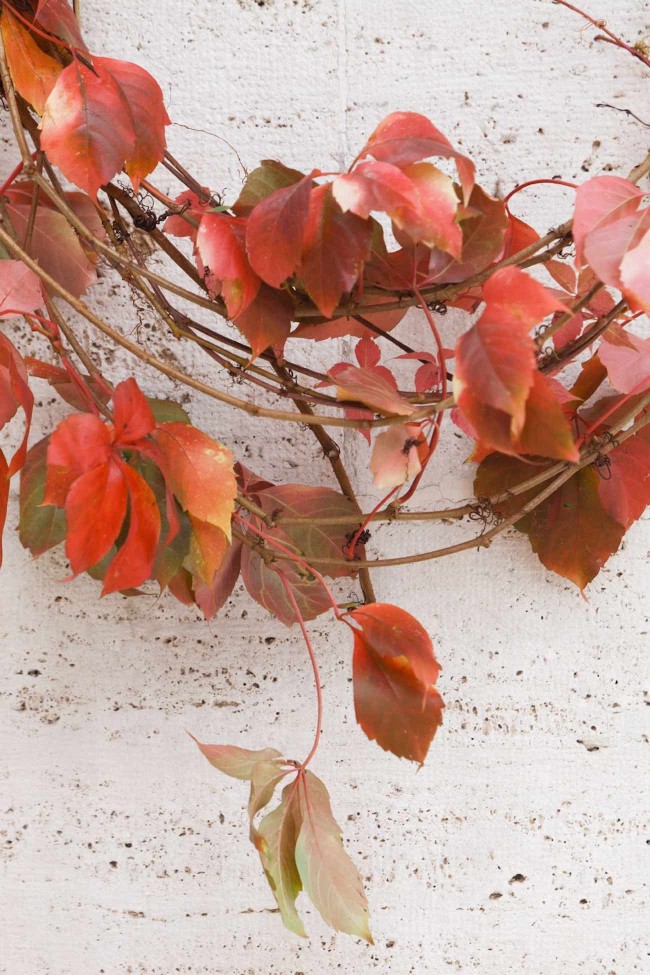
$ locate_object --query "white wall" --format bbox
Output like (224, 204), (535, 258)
(1, 1), (649, 972)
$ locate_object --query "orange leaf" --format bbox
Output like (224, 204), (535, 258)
(1, 10), (62, 115)
(152, 422), (236, 537)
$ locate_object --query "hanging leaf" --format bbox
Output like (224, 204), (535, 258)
(426, 184), (508, 283)
(349, 603), (444, 763)
(193, 539), (242, 620)
(255, 781), (306, 937)
(101, 461), (161, 595)
(63, 459), (128, 576)
(0, 333), (34, 476)
(294, 771), (372, 942)
(190, 736), (282, 779)
(36, 0), (87, 50)
(598, 424), (650, 529)
(620, 228), (650, 314)
(6, 200), (97, 297)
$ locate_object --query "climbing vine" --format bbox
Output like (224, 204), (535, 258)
(0, 0), (648, 941)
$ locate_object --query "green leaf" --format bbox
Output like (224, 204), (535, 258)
(255, 781), (306, 938)
(19, 437), (66, 556)
(233, 160), (306, 215)
(294, 771), (372, 943)
(146, 397), (191, 425)
(248, 760), (290, 839)
(190, 736), (282, 780)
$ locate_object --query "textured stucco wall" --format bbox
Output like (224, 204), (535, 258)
(1, 1), (649, 973)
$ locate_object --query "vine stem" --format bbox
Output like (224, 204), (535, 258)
(397, 289), (448, 504)
(553, 0), (650, 69)
(298, 401), (650, 569)
(504, 177), (577, 206)
(277, 570), (323, 770)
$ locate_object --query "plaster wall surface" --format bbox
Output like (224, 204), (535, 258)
(1, 1), (649, 973)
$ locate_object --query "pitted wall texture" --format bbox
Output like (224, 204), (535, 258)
(1, 2), (649, 973)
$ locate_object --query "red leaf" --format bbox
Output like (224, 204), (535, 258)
(41, 60), (136, 198)
(349, 603), (444, 763)
(0, 260), (43, 317)
(328, 363), (414, 416)
(620, 227), (650, 314)
(358, 111), (475, 204)
(0, 333), (34, 476)
(152, 422), (236, 536)
(573, 176), (644, 266)
(234, 284), (293, 358)
(64, 458), (127, 576)
(163, 189), (210, 238)
(454, 267), (570, 445)
(94, 58), (170, 190)
(102, 461), (161, 594)
(36, 0), (86, 50)
(456, 371), (579, 463)
(426, 184), (508, 283)
(599, 327), (650, 394)
(475, 456), (624, 589)
(516, 373), (580, 461)
(6, 200), (97, 297)
(241, 546), (331, 624)
(1, 10), (62, 115)
(455, 267), (559, 428)
(333, 160), (419, 219)
(0, 448), (9, 567)
(391, 162), (462, 256)
(598, 424), (650, 529)
(246, 175), (312, 286)
(583, 208), (650, 296)
(44, 413), (111, 506)
(196, 213), (261, 318)
(369, 422), (427, 489)
(298, 185), (372, 317)
(354, 337), (381, 368)
(112, 377), (155, 445)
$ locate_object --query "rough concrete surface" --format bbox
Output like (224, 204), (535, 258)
(1, 1), (649, 973)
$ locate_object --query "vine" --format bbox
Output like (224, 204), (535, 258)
(0, 0), (648, 942)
